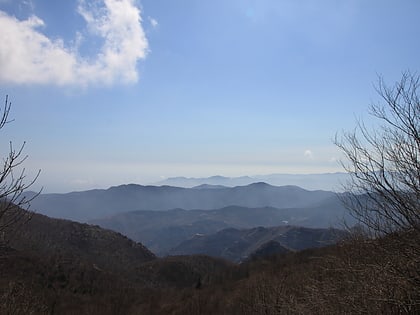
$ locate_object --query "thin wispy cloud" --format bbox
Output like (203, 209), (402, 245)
(304, 149), (314, 159)
(148, 16), (158, 28)
(329, 156), (338, 163)
(21, 0), (34, 11)
(0, 0), (148, 86)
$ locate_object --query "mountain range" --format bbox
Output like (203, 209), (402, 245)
(21, 182), (352, 258)
(26, 182), (339, 222)
(155, 173), (350, 191)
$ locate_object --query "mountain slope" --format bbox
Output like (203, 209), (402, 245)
(90, 198), (351, 255)
(248, 240), (291, 260)
(169, 226), (346, 262)
(0, 210), (245, 314)
(3, 209), (155, 274)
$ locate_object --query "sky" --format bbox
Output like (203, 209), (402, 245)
(0, 0), (419, 193)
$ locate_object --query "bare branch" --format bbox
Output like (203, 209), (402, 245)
(335, 72), (420, 236)
(0, 95), (41, 240)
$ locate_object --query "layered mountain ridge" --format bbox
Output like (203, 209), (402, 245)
(26, 182), (339, 222)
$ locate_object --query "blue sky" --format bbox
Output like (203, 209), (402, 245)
(0, 0), (419, 192)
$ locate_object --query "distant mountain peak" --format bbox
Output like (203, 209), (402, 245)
(247, 182), (271, 187)
(208, 175), (229, 180)
(155, 173), (349, 191)
(108, 183), (144, 190)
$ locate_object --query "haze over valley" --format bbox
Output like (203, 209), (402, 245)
(22, 175), (351, 259)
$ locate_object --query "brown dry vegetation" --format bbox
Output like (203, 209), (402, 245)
(1, 228), (419, 314)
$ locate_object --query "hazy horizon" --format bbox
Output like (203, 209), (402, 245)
(25, 171), (350, 194)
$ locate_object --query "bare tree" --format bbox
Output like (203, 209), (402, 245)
(335, 72), (419, 236)
(0, 95), (40, 236)
(334, 73), (420, 312)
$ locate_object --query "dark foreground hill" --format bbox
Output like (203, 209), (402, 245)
(0, 208), (246, 313)
(2, 208), (155, 274)
(26, 183), (337, 222)
(1, 208), (242, 287)
(2, 229), (418, 314)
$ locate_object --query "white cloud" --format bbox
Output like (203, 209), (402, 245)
(148, 16), (158, 28)
(0, 0), (148, 86)
(304, 149), (313, 159)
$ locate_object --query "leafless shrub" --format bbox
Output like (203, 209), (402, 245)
(335, 72), (419, 236)
(333, 72), (420, 313)
(0, 281), (49, 315)
(0, 95), (40, 240)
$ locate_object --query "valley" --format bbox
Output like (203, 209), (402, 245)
(25, 182), (352, 258)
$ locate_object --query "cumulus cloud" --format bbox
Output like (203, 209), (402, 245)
(0, 0), (148, 86)
(304, 149), (313, 159)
